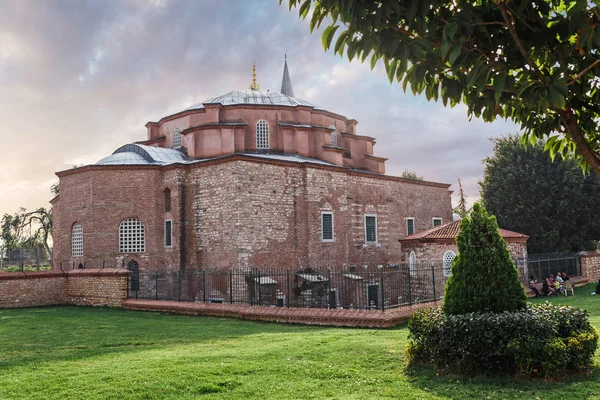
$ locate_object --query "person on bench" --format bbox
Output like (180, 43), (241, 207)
(592, 279), (600, 295)
(528, 275), (542, 298)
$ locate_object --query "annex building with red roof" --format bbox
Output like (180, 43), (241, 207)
(399, 220), (529, 277)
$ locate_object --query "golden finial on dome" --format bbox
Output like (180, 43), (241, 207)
(250, 62), (260, 90)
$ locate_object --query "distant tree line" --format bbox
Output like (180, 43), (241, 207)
(480, 135), (600, 254)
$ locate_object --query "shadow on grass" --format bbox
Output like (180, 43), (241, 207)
(0, 305), (334, 370)
(405, 362), (600, 400)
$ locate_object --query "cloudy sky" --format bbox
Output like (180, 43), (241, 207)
(0, 0), (517, 218)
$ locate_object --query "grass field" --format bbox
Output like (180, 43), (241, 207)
(0, 284), (599, 399)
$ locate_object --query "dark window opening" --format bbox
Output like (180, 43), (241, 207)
(165, 220), (173, 247)
(164, 189), (171, 212)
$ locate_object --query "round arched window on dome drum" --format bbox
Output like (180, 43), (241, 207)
(443, 250), (456, 277)
(329, 125), (337, 147)
(256, 120), (269, 150)
(173, 127), (182, 149)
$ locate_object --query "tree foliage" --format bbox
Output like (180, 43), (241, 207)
(1, 208), (53, 257)
(453, 177), (468, 217)
(481, 135), (600, 254)
(284, 0), (600, 175)
(400, 169), (424, 180)
(443, 203), (527, 315)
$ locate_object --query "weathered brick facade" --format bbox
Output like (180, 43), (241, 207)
(0, 269), (128, 308)
(580, 250), (600, 283)
(52, 63), (454, 277)
(53, 157), (452, 274)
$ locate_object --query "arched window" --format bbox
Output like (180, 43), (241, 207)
(409, 251), (416, 277)
(443, 251), (456, 277)
(119, 218), (145, 253)
(164, 188), (171, 213)
(256, 120), (269, 150)
(173, 127), (182, 149)
(329, 125), (337, 146)
(72, 223), (83, 257)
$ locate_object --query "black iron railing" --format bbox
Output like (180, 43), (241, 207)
(527, 253), (581, 281)
(127, 263), (450, 311)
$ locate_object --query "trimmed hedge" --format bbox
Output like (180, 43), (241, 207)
(407, 304), (598, 377)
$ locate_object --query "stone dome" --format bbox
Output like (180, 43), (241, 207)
(96, 144), (191, 165)
(185, 89), (323, 111)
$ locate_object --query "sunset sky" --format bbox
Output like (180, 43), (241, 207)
(0, 0), (517, 218)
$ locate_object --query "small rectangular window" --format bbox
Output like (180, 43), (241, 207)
(406, 218), (415, 235)
(365, 215), (377, 243)
(321, 212), (334, 242)
(165, 220), (173, 248)
(433, 217), (442, 227)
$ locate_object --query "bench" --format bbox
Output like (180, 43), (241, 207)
(524, 276), (589, 298)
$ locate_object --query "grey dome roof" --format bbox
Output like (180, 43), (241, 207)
(185, 89), (322, 111)
(96, 144), (191, 166)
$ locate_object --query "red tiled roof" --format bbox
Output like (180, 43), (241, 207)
(399, 220), (528, 242)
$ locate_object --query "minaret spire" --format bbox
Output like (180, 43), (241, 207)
(280, 53), (294, 97)
(250, 62), (260, 90)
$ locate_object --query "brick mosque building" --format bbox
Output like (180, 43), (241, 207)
(51, 58), (506, 279)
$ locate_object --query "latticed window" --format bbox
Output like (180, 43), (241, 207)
(165, 220), (173, 247)
(443, 251), (456, 277)
(321, 212), (334, 242)
(433, 218), (442, 227)
(173, 127), (182, 149)
(329, 125), (337, 146)
(256, 120), (269, 149)
(409, 251), (416, 276)
(406, 218), (415, 235)
(72, 223), (83, 257)
(119, 218), (145, 253)
(365, 215), (377, 243)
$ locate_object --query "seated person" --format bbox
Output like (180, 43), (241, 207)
(556, 272), (564, 284)
(543, 279), (556, 296)
(562, 272), (570, 281)
(528, 275), (542, 298)
(554, 279), (564, 294)
(592, 279), (600, 295)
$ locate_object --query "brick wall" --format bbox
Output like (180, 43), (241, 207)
(66, 269), (129, 307)
(0, 271), (67, 308)
(54, 157), (453, 275)
(0, 269), (128, 308)
(580, 250), (600, 283)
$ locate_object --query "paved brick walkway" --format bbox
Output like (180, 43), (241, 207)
(121, 299), (439, 328)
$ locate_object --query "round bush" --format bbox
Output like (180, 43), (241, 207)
(406, 304), (598, 377)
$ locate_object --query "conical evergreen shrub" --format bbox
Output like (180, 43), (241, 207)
(443, 203), (527, 315)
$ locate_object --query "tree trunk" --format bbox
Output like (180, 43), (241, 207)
(561, 108), (600, 177)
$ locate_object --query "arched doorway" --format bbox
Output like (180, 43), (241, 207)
(127, 260), (140, 292)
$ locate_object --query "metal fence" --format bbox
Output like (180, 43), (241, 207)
(527, 252), (581, 280)
(127, 262), (449, 311)
(1, 247), (51, 269)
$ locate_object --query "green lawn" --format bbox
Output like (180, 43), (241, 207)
(0, 285), (599, 399)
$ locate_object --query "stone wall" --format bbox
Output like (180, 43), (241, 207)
(0, 271), (67, 308)
(54, 157), (453, 275)
(0, 269), (128, 308)
(66, 269), (129, 307)
(580, 250), (600, 283)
